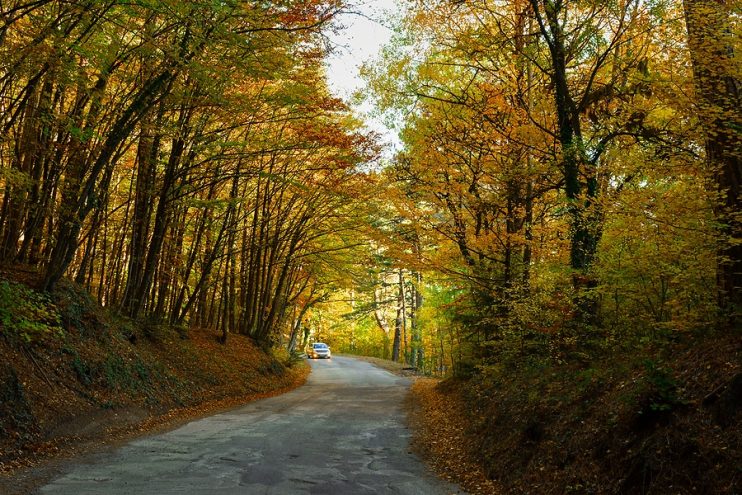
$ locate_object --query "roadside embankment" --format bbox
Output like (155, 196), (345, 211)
(0, 269), (308, 480)
(406, 335), (740, 494)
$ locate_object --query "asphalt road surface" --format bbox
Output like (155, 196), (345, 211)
(36, 356), (464, 494)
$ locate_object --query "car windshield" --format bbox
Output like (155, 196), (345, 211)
(312, 343), (328, 349)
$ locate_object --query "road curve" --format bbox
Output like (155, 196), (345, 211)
(37, 356), (464, 494)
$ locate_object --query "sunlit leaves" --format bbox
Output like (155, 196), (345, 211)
(352, 0), (728, 370)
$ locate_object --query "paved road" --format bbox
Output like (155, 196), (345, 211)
(36, 356), (463, 494)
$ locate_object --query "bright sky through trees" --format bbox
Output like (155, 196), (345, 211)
(0, 1), (739, 492)
(325, 0), (400, 152)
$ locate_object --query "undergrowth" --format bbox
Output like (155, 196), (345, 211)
(0, 278), (61, 343)
(424, 330), (741, 494)
(0, 272), (308, 474)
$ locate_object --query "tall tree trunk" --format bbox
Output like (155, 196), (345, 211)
(373, 281), (391, 359)
(410, 271), (424, 369)
(126, 130), (186, 318)
(683, 0), (742, 326)
(174, 206), (231, 326)
(392, 270), (405, 362)
(530, 0), (602, 323)
(43, 69), (175, 292)
(170, 183), (216, 323)
(121, 116), (160, 314)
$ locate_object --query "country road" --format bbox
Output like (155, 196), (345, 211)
(33, 356), (464, 494)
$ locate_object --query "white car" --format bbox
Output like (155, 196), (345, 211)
(307, 342), (331, 359)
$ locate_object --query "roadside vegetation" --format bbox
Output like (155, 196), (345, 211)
(0, 266), (307, 475)
(303, 1), (741, 493)
(0, 0), (739, 493)
(0, 0), (360, 477)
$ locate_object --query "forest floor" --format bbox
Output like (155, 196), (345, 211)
(406, 333), (741, 494)
(0, 267), (308, 493)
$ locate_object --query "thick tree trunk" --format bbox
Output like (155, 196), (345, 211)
(684, 0), (742, 326)
(124, 137), (182, 318)
(43, 70), (174, 292)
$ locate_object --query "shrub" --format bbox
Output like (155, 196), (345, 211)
(642, 359), (685, 413)
(0, 279), (62, 343)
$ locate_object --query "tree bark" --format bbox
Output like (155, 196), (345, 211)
(392, 270), (405, 362)
(683, 0), (742, 326)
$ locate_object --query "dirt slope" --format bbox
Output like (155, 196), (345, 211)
(408, 335), (741, 494)
(0, 270), (308, 481)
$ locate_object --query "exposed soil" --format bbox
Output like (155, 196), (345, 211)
(407, 334), (741, 494)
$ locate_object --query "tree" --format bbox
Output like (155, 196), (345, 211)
(683, 0), (741, 325)
(0, 0), (375, 350)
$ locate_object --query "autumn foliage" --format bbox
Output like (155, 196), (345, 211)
(0, 0), (375, 347)
(0, 0), (739, 492)
(319, 1), (740, 493)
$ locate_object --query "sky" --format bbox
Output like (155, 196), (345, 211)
(324, 0), (401, 153)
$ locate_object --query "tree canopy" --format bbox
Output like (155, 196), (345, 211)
(0, 0), (738, 363)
